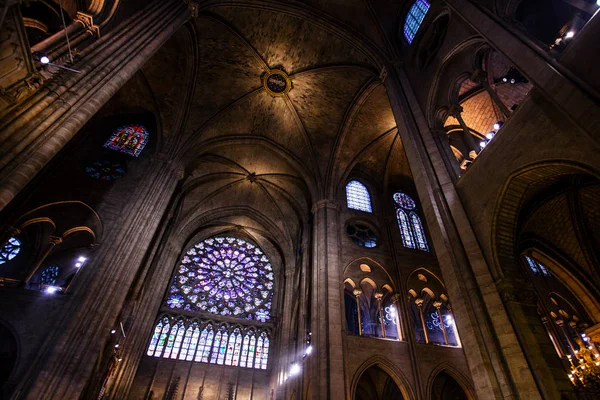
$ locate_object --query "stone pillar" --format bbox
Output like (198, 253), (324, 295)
(310, 199), (345, 399)
(383, 65), (530, 399)
(353, 289), (363, 336)
(448, 104), (480, 153)
(14, 157), (182, 400)
(0, 0), (189, 211)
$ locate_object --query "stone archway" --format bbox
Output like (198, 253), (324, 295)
(430, 371), (469, 400)
(354, 365), (404, 400)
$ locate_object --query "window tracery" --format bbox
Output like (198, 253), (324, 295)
(0, 237), (21, 265)
(394, 192), (429, 251)
(40, 265), (60, 285)
(147, 316), (270, 370)
(524, 255), (551, 276)
(404, 0), (431, 44)
(346, 180), (373, 212)
(148, 236), (273, 370)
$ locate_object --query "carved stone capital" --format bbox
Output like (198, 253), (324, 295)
(414, 298), (424, 307)
(311, 199), (340, 214)
(496, 279), (537, 306)
(353, 289), (363, 297)
(184, 0), (199, 17)
(48, 235), (63, 246)
(74, 12), (100, 37)
(374, 292), (383, 301)
(448, 104), (464, 117)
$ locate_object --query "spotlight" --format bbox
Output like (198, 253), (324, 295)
(493, 122), (502, 130)
(115, 344), (120, 348)
(111, 329), (116, 334)
(486, 133), (494, 140)
(78, 256), (87, 262)
(46, 286), (58, 294)
(118, 358), (123, 362)
(305, 345), (313, 356)
(290, 363), (301, 376)
(40, 55), (50, 64)
(510, 78), (516, 84)
(597, 0), (600, 6)
(75, 262), (82, 268)
(502, 77), (507, 82)
(479, 141), (486, 148)
(565, 31), (575, 39)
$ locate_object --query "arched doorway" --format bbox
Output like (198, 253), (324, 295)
(431, 371), (468, 400)
(0, 323), (18, 396)
(354, 365), (404, 400)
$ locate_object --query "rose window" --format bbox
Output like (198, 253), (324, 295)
(166, 237), (274, 322)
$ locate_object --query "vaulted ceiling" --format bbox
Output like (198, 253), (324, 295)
(138, 2), (413, 258)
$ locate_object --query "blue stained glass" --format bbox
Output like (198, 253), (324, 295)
(346, 180), (373, 212)
(426, 310), (451, 331)
(397, 209), (415, 249)
(40, 265), (59, 285)
(393, 192), (416, 210)
(404, 0), (431, 44)
(166, 237), (274, 321)
(0, 237), (21, 264)
(410, 212), (429, 251)
(524, 255), (551, 277)
(86, 160), (125, 181)
(103, 125), (149, 157)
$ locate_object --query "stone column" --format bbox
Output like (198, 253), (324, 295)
(384, 65), (529, 399)
(433, 301), (449, 345)
(374, 292), (385, 338)
(0, 0), (189, 211)
(471, 69), (511, 119)
(310, 199), (345, 399)
(353, 289), (363, 336)
(414, 298), (428, 344)
(14, 157), (182, 400)
(448, 104), (480, 154)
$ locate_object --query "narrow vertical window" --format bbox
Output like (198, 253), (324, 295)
(394, 192), (429, 252)
(404, 0), (431, 44)
(397, 210), (415, 248)
(210, 330), (223, 364)
(163, 321), (181, 358)
(0, 237), (21, 264)
(195, 325), (214, 363)
(103, 124), (149, 157)
(239, 333), (252, 368)
(231, 330), (243, 367)
(260, 333), (269, 369)
(254, 335), (264, 369)
(410, 212), (429, 251)
(346, 180), (373, 212)
(147, 318), (167, 356)
(153, 318), (171, 357)
(524, 255), (551, 277)
(185, 324), (201, 361)
(247, 335), (257, 368)
(225, 329), (239, 366)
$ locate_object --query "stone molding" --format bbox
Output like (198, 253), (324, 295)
(311, 199), (340, 213)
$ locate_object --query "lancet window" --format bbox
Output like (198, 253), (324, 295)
(524, 255), (551, 277)
(404, 0), (431, 44)
(147, 236), (274, 370)
(346, 180), (373, 213)
(147, 316), (270, 370)
(393, 192), (429, 251)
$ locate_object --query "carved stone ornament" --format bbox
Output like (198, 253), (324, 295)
(262, 69), (292, 97)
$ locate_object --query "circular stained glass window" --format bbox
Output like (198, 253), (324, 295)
(346, 223), (378, 248)
(0, 237), (21, 264)
(166, 236), (274, 322)
(266, 74), (287, 93)
(40, 265), (59, 285)
(393, 192), (416, 210)
(86, 160), (125, 181)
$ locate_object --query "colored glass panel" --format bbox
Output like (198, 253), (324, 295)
(103, 125), (149, 157)
(260, 334), (269, 369)
(154, 318), (170, 357)
(346, 180), (372, 212)
(396, 209), (415, 248)
(86, 160), (125, 181)
(404, 0), (430, 44)
(40, 265), (59, 285)
(147, 318), (166, 356)
(410, 212), (429, 251)
(393, 192), (416, 210)
(0, 237), (21, 265)
(210, 331), (223, 364)
(166, 237), (274, 321)
(524, 255), (551, 277)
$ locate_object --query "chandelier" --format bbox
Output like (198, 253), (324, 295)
(568, 333), (600, 392)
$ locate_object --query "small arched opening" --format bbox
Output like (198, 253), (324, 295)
(354, 365), (404, 400)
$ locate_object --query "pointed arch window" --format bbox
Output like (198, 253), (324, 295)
(393, 192), (429, 251)
(40, 265), (60, 285)
(404, 0), (431, 44)
(524, 255), (551, 277)
(346, 180), (373, 212)
(146, 236), (273, 370)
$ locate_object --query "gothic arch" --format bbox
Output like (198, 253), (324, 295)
(349, 356), (415, 400)
(426, 363), (475, 400)
(523, 245), (600, 323)
(492, 161), (600, 280)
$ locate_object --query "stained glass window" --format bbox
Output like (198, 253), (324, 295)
(0, 237), (21, 265)
(86, 160), (125, 181)
(166, 236), (274, 322)
(40, 265), (59, 285)
(103, 125), (149, 157)
(524, 255), (551, 277)
(410, 213), (428, 251)
(397, 210), (415, 249)
(394, 192), (429, 252)
(404, 0), (431, 44)
(346, 180), (373, 212)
